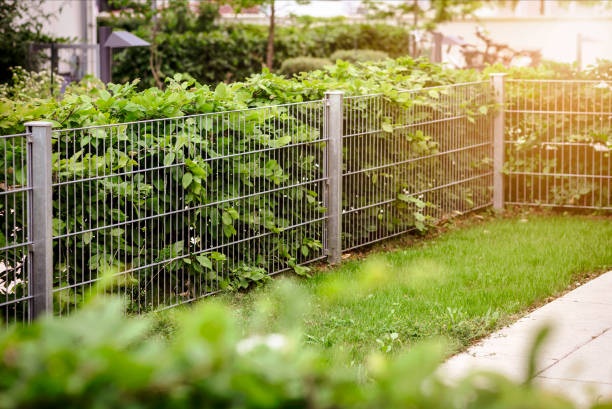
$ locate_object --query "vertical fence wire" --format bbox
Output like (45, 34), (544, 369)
(505, 79), (612, 209)
(341, 82), (494, 251)
(0, 133), (32, 326)
(50, 101), (327, 315)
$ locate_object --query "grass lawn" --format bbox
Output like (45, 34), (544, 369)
(151, 212), (612, 362)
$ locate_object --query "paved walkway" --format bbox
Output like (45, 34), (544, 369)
(441, 271), (612, 407)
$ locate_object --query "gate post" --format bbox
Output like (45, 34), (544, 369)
(490, 73), (506, 210)
(324, 91), (344, 264)
(25, 121), (54, 319)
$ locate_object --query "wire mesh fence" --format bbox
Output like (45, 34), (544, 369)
(4, 76), (610, 323)
(51, 101), (327, 315)
(342, 82), (494, 250)
(505, 79), (612, 209)
(0, 133), (32, 326)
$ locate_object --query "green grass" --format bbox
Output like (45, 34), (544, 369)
(151, 214), (612, 361)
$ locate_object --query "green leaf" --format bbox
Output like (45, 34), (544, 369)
(215, 83), (229, 99)
(293, 264), (311, 277)
(196, 255), (212, 270)
(182, 172), (193, 189)
(111, 228), (125, 237)
(382, 122), (394, 133)
(479, 105), (488, 115)
(222, 211), (233, 226)
(223, 223), (237, 238)
(164, 152), (176, 166)
(397, 194), (426, 208)
(209, 252), (226, 261)
(226, 208), (239, 219)
(52, 218), (66, 236)
(83, 232), (93, 245)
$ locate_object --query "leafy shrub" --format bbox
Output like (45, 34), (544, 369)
(0, 66), (62, 99)
(330, 49), (389, 64)
(279, 57), (332, 76)
(0, 57), (492, 316)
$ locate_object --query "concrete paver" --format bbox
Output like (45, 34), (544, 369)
(440, 270), (612, 407)
(563, 273), (612, 306)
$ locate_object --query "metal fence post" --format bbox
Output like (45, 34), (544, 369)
(99, 26), (112, 84)
(324, 91), (344, 264)
(490, 73), (506, 210)
(25, 121), (54, 319)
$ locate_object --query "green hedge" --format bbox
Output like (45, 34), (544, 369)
(330, 49), (389, 63)
(279, 57), (332, 76)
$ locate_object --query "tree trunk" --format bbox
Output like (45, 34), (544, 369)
(150, 20), (163, 88)
(266, 0), (275, 70)
(149, 3), (163, 88)
(412, 0), (419, 57)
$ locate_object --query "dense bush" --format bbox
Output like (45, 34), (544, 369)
(279, 57), (332, 76)
(0, 67), (62, 99)
(330, 49), (389, 64)
(0, 279), (600, 409)
(0, 57), (491, 316)
(0, 56), (479, 134)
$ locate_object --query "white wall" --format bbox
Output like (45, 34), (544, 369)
(32, 0), (98, 76)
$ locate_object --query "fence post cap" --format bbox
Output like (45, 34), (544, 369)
(24, 121), (54, 128)
(324, 90), (345, 96)
(488, 73), (508, 77)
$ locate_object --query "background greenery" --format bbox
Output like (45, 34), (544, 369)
(99, 1), (413, 87)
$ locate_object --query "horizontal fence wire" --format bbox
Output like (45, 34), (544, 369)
(0, 133), (32, 326)
(342, 82), (494, 250)
(51, 101), (327, 314)
(505, 79), (612, 209)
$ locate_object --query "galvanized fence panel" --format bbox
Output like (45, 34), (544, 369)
(341, 82), (494, 250)
(8, 76), (612, 323)
(51, 101), (327, 314)
(0, 132), (32, 326)
(505, 79), (612, 209)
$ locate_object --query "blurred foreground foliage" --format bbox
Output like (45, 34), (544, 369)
(0, 274), (600, 409)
